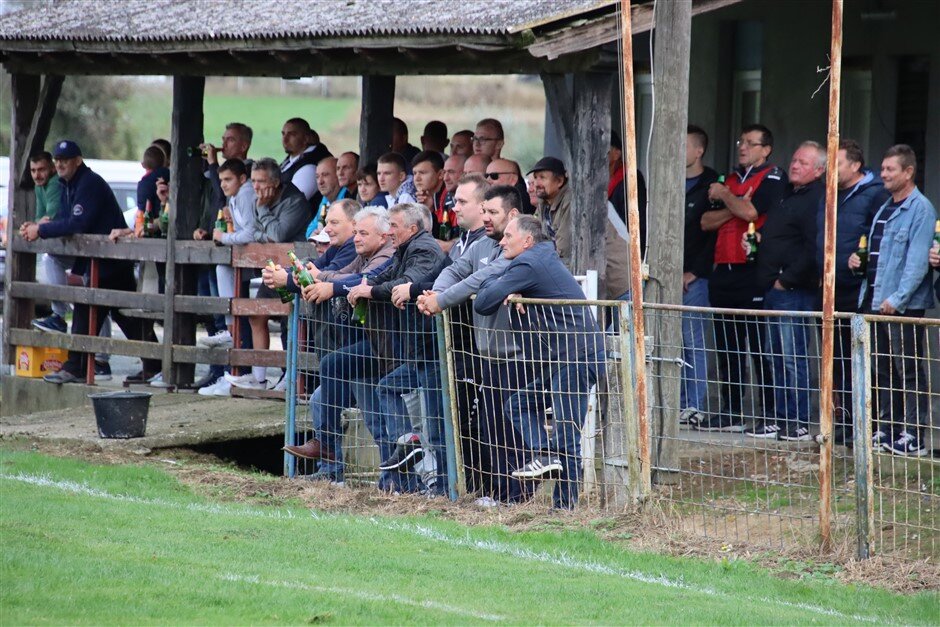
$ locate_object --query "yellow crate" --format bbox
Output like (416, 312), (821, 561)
(14, 346), (69, 378)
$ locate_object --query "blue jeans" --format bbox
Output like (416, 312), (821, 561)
(376, 362), (446, 494)
(315, 380), (386, 484)
(506, 362), (597, 509)
(680, 278), (710, 412)
(763, 287), (815, 425)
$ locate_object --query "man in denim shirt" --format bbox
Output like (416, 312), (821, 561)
(849, 144), (936, 456)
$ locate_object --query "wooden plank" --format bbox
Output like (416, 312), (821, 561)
(12, 234), (168, 262)
(231, 242), (317, 268)
(2, 73), (41, 367)
(359, 75), (395, 166)
(8, 328), (163, 361)
(645, 0), (691, 482)
(171, 345), (231, 365)
(10, 282), (164, 311)
(173, 240), (232, 265)
(164, 75), (205, 385)
(229, 349), (287, 368)
(230, 387), (286, 401)
(16, 75), (64, 183)
(174, 295), (230, 315)
(230, 298), (292, 317)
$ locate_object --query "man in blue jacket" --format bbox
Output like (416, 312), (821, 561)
(19, 140), (161, 384)
(817, 139), (889, 446)
(475, 215), (603, 509)
(848, 144), (936, 457)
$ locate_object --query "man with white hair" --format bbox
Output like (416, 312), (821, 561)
(743, 141), (826, 442)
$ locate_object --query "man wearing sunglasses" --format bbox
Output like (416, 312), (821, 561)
(486, 158), (534, 215)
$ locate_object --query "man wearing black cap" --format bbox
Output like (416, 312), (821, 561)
(530, 156), (630, 301)
(19, 140), (161, 384)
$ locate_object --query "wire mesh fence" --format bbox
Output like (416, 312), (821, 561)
(282, 288), (938, 560)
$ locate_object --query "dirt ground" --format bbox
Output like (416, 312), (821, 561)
(3, 436), (937, 595)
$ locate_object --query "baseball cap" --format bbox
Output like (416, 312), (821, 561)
(526, 156), (566, 177)
(52, 140), (82, 159)
(310, 230), (330, 244)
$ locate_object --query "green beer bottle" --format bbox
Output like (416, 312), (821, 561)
(142, 210), (153, 239)
(214, 209), (226, 233)
(745, 221), (758, 264)
(287, 251), (315, 289)
(852, 235), (868, 277)
(266, 259), (295, 304)
(159, 202), (169, 237)
(710, 174), (726, 209)
(353, 274), (369, 326)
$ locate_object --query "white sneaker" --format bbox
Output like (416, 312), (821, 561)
(224, 372), (266, 390)
(198, 377), (232, 397)
(198, 330), (233, 348)
(273, 373), (287, 392)
(149, 373), (173, 388)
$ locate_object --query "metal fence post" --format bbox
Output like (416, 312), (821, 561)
(436, 310), (465, 500)
(851, 314), (874, 559)
(622, 301), (651, 501)
(283, 301), (299, 478)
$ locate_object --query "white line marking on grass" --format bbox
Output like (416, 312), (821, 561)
(0, 472), (298, 520)
(369, 519), (884, 625)
(1, 472), (886, 624)
(220, 573), (506, 622)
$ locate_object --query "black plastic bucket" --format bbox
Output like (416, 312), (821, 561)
(88, 391), (152, 438)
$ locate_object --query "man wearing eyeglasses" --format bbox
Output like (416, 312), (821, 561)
(472, 118), (505, 160)
(691, 124), (787, 433)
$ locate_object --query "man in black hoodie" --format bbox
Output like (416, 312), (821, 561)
(679, 126), (720, 425)
(816, 139), (888, 445)
(744, 141), (826, 441)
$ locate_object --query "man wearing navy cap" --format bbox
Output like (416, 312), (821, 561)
(19, 140), (161, 384)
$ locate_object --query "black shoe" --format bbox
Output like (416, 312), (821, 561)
(692, 414), (744, 432)
(94, 360), (112, 382)
(512, 455), (563, 480)
(43, 370), (80, 384)
(32, 313), (67, 333)
(779, 424), (812, 442)
(886, 431), (928, 457)
(378, 434), (424, 471)
(832, 426), (854, 447)
(744, 421), (780, 439)
(180, 373), (220, 391)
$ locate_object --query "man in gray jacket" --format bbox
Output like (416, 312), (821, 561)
(418, 184), (531, 504)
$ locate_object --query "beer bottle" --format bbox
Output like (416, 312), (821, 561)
(287, 250), (315, 288)
(745, 222), (758, 264)
(853, 235), (868, 277)
(710, 174), (726, 210)
(134, 209), (145, 234)
(214, 210), (226, 233)
(159, 202), (170, 237)
(266, 259), (295, 304)
(142, 211), (153, 238)
(438, 209), (451, 240)
(353, 274), (369, 326)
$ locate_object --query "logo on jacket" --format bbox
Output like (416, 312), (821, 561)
(72, 204), (83, 216)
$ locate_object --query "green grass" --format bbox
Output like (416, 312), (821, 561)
(2, 451), (937, 625)
(124, 90), (358, 161)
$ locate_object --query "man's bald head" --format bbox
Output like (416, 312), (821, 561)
(463, 154), (491, 175)
(443, 154), (466, 193)
(316, 157), (340, 199)
(486, 158), (520, 186)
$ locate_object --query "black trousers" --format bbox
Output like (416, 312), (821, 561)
(868, 304), (929, 436)
(63, 267), (161, 376)
(709, 265), (775, 419)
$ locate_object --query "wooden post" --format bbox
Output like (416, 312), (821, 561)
(163, 76), (206, 385)
(646, 0), (692, 482)
(358, 76), (395, 165)
(620, 0), (652, 499)
(540, 71), (611, 284)
(3, 74), (42, 367)
(819, 0), (844, 552)
(850, 315), (874, 558)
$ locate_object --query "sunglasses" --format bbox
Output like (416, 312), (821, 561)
(485, 172), (515, 180)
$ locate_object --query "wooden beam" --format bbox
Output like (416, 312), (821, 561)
(9, 328), (163, 361)
(164, 75), (205, 385)
(359, 75), (395, 166)
(9, 282), (164, 311)
(17, 74), (64, 185)
(12, 234), (168, 262)
(173, 240), (231, 265)
(645, 0), (692, 482)
(174, 295), (230, 315)
(230, 242), (317, 268)
(2, 74), (41, 367)
(230, 298), (291, 317)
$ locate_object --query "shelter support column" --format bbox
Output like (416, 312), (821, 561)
(163, 76), (205, 384)
(646, 0), (692, 482)
(359, 76), (396, 166)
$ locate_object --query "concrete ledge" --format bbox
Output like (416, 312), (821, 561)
(1, 374), (95, 417)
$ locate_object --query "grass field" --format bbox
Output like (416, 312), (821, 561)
(1, 450), (937, 625)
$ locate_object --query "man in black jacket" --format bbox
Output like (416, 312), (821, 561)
(744, 141), (826, 441)
(347, 203), (447, 494)
(680, 126), (720, 425)
(19, 140), (161, 384)
(816, 140), (889, 445)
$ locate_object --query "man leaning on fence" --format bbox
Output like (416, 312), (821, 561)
(849, 144), (936, 457)
(476, 215), (604, 510)
(743, 141), (826, 442)
(19, 140), (161, 384)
